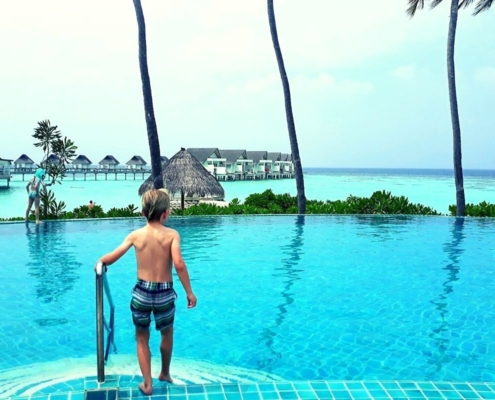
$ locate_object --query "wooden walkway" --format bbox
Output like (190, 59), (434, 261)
(10, 168), (295, 182)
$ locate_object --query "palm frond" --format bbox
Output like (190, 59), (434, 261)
(473, 0), (493, 14)
(459, 0), (476, 8)
(430, 0), (445, 9)
(406, 0), (426, 17)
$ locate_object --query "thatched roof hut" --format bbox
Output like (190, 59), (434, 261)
(99, 155), (120, 166)
(14, 154), (35, 165)
(71, 155), (92, 165)
(138, 148), (225, 209)
(126, 155), (147, 166)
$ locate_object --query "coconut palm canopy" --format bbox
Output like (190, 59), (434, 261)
(138, 148), (225, 199)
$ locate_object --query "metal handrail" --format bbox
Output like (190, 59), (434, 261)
(95, 261), (117, 383)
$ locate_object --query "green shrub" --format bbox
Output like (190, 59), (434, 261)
(450, 201), (495, 217)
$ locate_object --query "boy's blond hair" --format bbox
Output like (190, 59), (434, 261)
(141, 189), (170, 222)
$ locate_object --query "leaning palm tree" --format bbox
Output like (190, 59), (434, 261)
(132, 0), (163, 189)
(407, 0), (492, 216)
(267, 0), (306, 214)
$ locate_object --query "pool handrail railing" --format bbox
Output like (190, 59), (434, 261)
(95, 260), (117, 383)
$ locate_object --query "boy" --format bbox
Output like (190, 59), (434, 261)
(98, 189), (197, 394)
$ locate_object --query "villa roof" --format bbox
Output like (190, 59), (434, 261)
(138, 148), (225, 200)
(126, 155), (147, 165)
(47, 154), (60, 164)
(99, 155), (120, 165)
(280, 153), (290, 162)
(72, 155), (92, 164)
(161, 156), (169, 165)
(218, 150), (247, 164)
(14, 154), (35, 164)
(0, 157), (12, 164)
(246, 151), (267, 164)
(267, 152), (281, 162)
(187, 148), (221, 163)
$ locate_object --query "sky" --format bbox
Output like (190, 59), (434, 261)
(0, 1), (494, 169)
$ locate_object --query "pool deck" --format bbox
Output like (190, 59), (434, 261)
(4, 378), (495, 400)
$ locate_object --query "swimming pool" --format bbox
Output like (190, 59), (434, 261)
(0, 215), (494, 398)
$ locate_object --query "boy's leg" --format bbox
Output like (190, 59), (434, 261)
(158, 327), (174, 383)
(136, 328), (153, 394)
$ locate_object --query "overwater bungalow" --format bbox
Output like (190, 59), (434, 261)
(99, 155), (120, 170)
(280, 153), (293, 174)
(71, 155), (93, 170)
(187, 148), (227, 179)
(126, 155), (147, 170)
(161, 156), (169, 166)
(47, 154), (61, 165)
(0, 157), (12, 187)
(14, 154), (36, 171)
(246, 151), (269, 179)
(218, 150), (252, 180)
(267, 152), (282, 176)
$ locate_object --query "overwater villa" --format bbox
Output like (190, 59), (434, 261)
(126, 155), (147, 170)
(13, 154), (36, 171)
(70, 155), (92, 170)
(218, 149), (252, 180)
(186, 148), (293, 181)
(0, 157), (12, 187)
(47, 154), (61, 165)
(161, 156), (169, 166)
(99, 155), (120, 170)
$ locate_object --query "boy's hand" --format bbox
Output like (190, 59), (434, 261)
(187, 293), (197, 308)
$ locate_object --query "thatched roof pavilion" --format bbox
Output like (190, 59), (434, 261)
(71, 155), (92, 165)
(99, 155), (120, 166)
(126, 155), (147, 166)
(139, 148), (225, 209)
(14, 154), (35, 165)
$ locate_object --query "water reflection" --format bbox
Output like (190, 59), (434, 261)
(258, 215), (305, 372)
(354, 215), (414, 243)
(426, 217), (465, 375)
(25, 222), (81, 304)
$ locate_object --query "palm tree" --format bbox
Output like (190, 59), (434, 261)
(267, 0), (306, 214)
(132, 0), (163, 189)
(407, 0), (492, 216)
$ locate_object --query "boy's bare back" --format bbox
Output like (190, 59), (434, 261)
(130, 224), (181, 282)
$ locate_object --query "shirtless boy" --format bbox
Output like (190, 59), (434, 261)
(98, 189), (197, 394)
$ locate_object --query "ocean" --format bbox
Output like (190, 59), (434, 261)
(0, 168), (494, 219)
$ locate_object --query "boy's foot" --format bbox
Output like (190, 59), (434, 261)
(158, 373), (173, 383)
(138, 382), (152, 395)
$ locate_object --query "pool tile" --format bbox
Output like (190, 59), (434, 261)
(327, 383), (346, 391)
(187, 385), (206, 394)
(206, 394), (227, 400)
(348, 390), (370, 398)
(296, 391), (319, 400)
(478, 392), (495, 399)
(441, 391), (463, 399)
(457, 390), (482, 399)
(259, 384), (276, 392)
(242, 392), (261, 400)
(188, 394), (207, 400)
(225, 392), (242, 400)
(435, 383), (455, 391)
(386, 389), (407, 398)
(293, 383), (312, 391)
(205, 385), (224, 394)
(240, 384), (259, 394)
(275, 383), (294, 392)
(168, 386), (187, 395)
(260, 392), (281, 400)
(345, 382), (364, 390)
(331, 390), (352, 399)
(310, 382), (329, 391)
(381, 382), (401, 390)
(281, 391), (300, 400)
(366, 389), (389, 398)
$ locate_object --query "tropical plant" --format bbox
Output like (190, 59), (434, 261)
(132, 0), (163, 190)
(406, 0), (493, 216)
(32, 120), (77, 219)
(267, 0), (306, 214)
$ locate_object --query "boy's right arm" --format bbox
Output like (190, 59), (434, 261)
(99, 232), (134, 267)
(171, 231), (197, 308)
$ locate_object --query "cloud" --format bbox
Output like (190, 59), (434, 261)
(392, 64), (417, 80)
(475, 67), (495, 84)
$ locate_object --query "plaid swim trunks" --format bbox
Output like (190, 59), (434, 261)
(130, 279), (177, 331)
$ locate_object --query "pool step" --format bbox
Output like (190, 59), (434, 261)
(85, 389), (118, 400)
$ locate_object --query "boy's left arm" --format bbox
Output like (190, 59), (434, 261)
(99, 233), (134, 267)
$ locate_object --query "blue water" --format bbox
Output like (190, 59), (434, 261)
(1, 168), (495, 218)
(0, 215), (494, 386)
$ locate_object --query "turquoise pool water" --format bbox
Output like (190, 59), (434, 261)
(0, 216), (494, 397)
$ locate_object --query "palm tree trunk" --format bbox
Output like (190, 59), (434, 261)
(132, 0), (164, 190)
(447, 0), (466, 216)
(267, 0), (306, 214)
